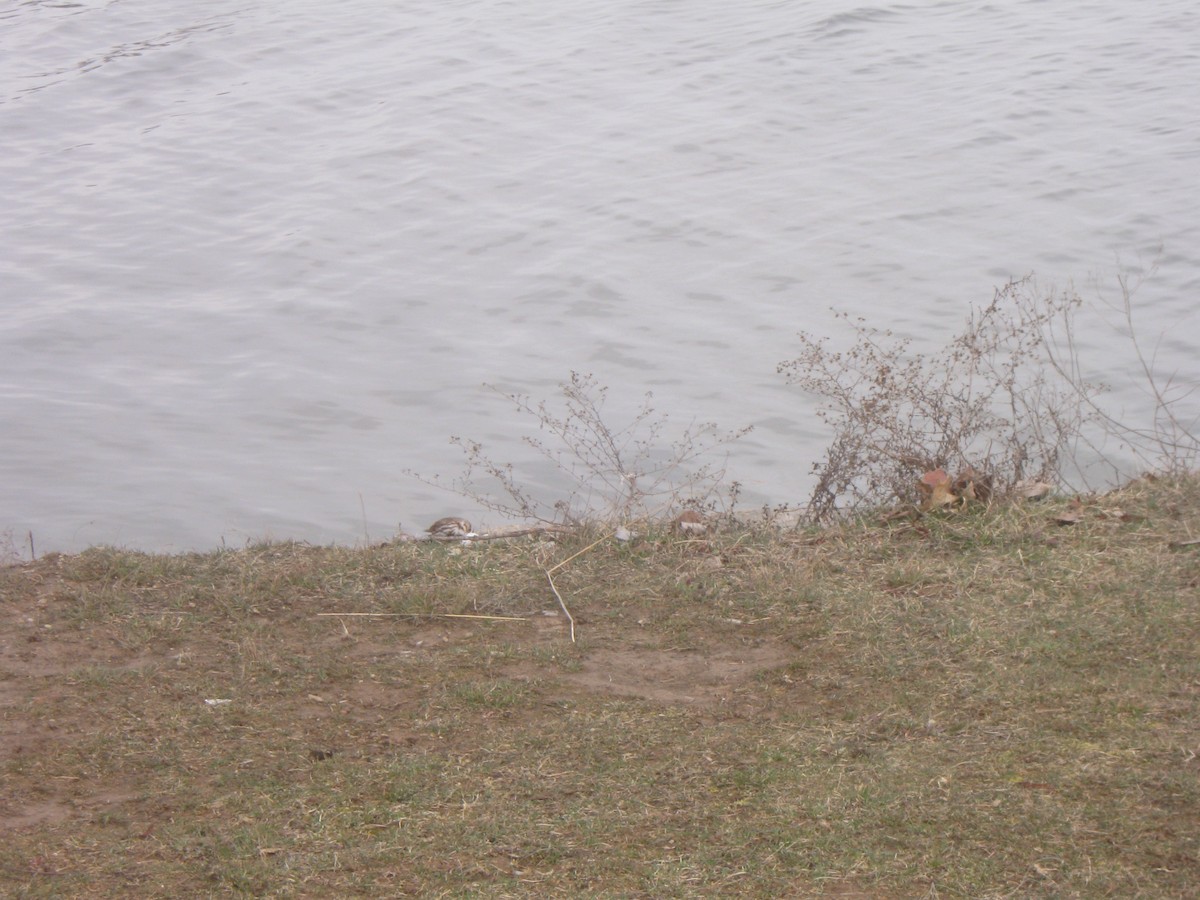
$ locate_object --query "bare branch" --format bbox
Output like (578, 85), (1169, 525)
(406, 372), (752, 527)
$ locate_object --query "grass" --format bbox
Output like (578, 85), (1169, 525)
(1, 475), (1198, 897)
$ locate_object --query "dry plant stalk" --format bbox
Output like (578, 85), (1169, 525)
(542, 528), (619, 642)
(544, 570), (575, 643)
(408, 372), (750, 527)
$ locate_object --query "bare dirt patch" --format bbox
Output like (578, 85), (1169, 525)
(563, 641), (790, 705)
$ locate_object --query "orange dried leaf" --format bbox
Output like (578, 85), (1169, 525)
(917, 469), (957, 511)
(917, 469), (950, 492)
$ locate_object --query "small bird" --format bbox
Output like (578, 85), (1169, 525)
(426, 517), (476, 540)
(673, 510), (709, 535)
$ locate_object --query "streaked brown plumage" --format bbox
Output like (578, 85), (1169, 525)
(427, 517), (474, 539)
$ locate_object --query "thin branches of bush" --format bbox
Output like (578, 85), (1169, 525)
(413, 372), (751, 526)
(777, 277), (1093, 522)
(1044, 265), (1199, 478)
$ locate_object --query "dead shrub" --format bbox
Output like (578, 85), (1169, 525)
(411, 372), (751, 526)
(777, 277), (1093, 522)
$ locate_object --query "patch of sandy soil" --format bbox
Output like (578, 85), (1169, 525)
(562, 642), (791, 705)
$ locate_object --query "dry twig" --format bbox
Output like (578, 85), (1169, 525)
(541, 528), (620, 643)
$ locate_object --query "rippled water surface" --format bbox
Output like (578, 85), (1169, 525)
(3, 0), (1198, 553)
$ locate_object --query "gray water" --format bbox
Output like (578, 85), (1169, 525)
(2, 0), (1198, 555)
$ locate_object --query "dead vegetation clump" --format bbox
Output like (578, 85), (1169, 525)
(409, 371), (751, 529)
(777, 277), (1091, 523)
(412, 270), (1194, 540)
(778, 270), (1198, 524)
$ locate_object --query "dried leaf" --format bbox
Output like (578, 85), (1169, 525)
(916, 469), (943, 493)
(917, 469), (958, 511)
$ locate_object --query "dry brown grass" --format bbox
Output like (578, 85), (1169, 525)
(2, 476), (1198, 897)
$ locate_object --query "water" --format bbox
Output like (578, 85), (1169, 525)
(2, 0), (1198, 555)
